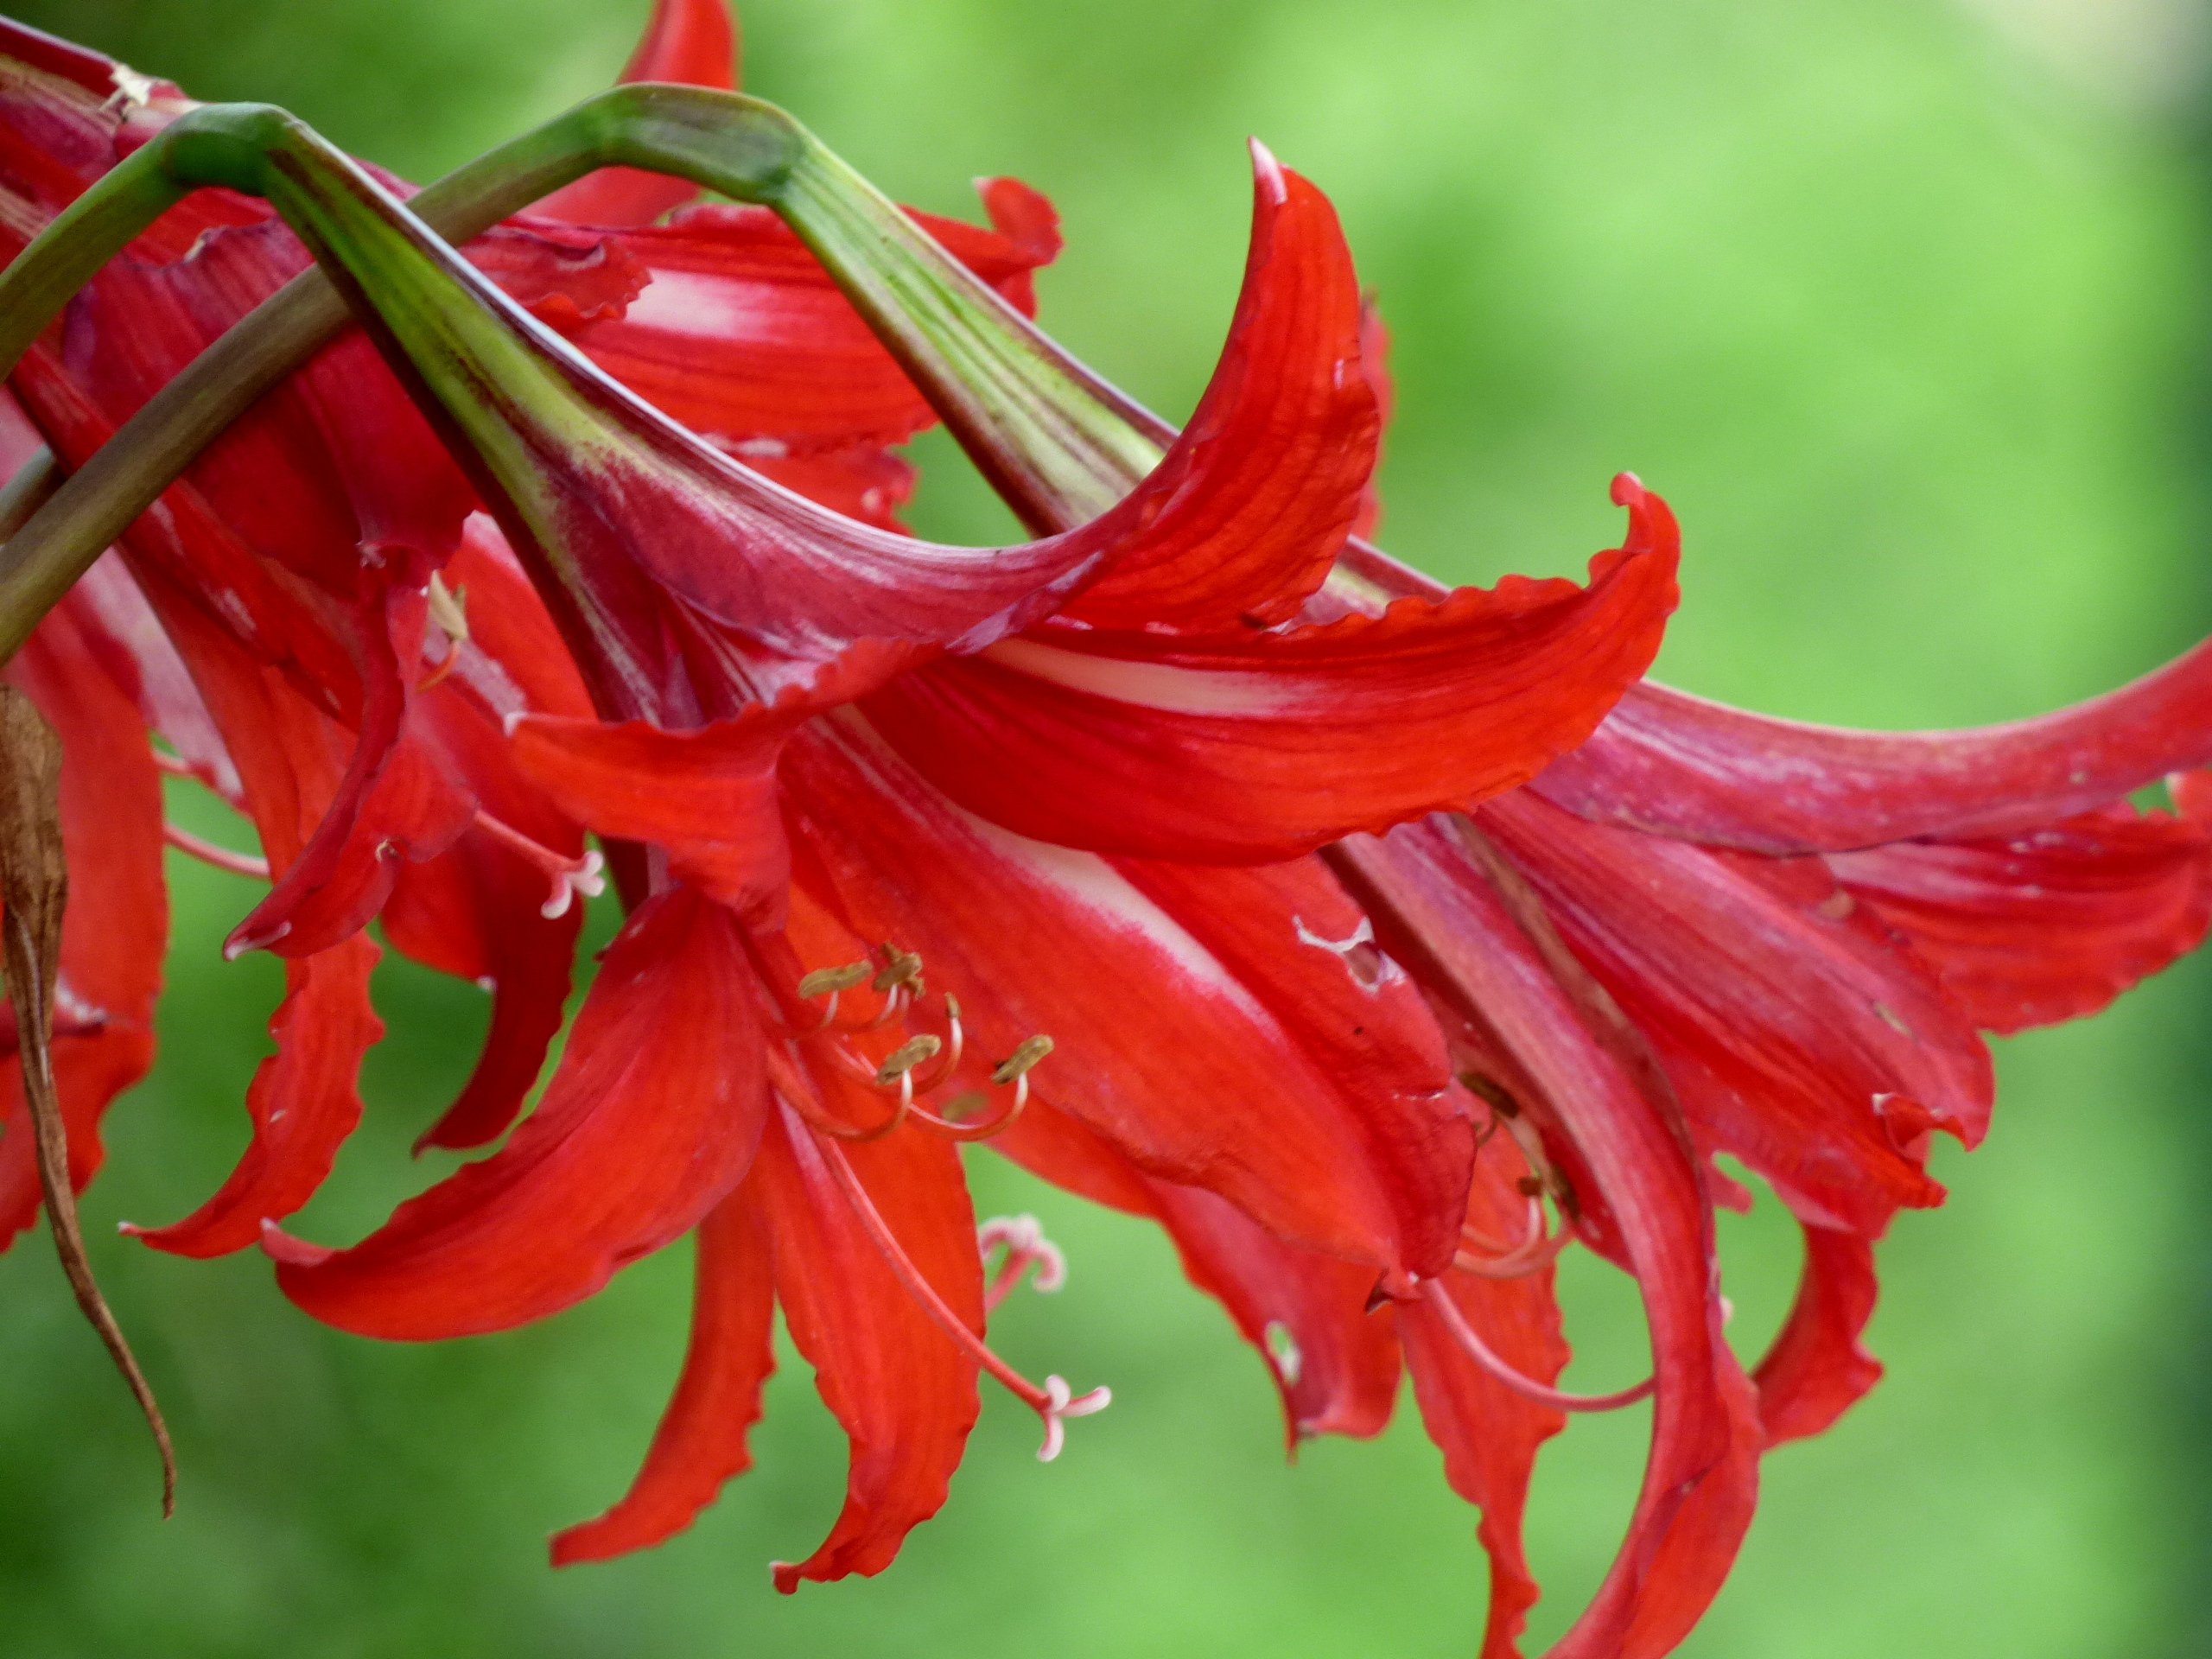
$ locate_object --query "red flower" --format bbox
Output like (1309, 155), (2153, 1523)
(0, 3), (1675, 1590)
(807, 119), (2212, 1647)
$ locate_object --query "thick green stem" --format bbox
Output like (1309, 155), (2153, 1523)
(0, 82), (1165, 659)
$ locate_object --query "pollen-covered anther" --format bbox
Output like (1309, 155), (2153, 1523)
(791, 958), (873, 1033)
(991, 1034), (1053, 1087)
(872, 1033), (942, 1088)
(979, 1212), (1069, 1312)
(470, 810), (604, 918)
(797, 960), (872, 1000)
(872, 942), (925, 996)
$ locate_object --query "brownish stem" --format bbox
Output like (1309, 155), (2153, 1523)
(0, 685), (175, 1516)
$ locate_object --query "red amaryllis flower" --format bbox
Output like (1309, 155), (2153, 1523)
(112, 87), (1669, 1582)
(0, 4), (1685, 1590)
(791, 131), (2212, 1649)
(0, 3), (1065, 1248)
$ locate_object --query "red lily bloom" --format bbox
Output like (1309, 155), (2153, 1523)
(802, 124), (2212, 1649)
(0, 5), (1065, 1249)
(0, 5), (1680, 1590)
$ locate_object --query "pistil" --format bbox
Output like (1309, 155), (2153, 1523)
(468, 809), (605, 918)
(813, 1128), (1109, 1461)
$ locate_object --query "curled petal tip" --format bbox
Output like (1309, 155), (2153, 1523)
(1610, 470), (1647, 507)
(256, 1217), (333, 1267)
(1246, 137), (1288, 198)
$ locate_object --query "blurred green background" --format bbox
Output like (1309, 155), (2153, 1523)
(3, 0), (2209, 1654)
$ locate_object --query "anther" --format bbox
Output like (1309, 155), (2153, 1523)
(814, 1131), (1109, 1462)
(418, 572), (469, 690)
(991, 1035), (1053, 1086)
(470, 810), (605, 918)
(798, 961), (872, 999)
(872, 944), (924, 995)
(163, 822), (270, 881)
(1422, 1281), (1653, 1413)
(873, 1033), (942, 1086)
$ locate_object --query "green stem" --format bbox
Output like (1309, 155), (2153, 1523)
(0, 82), (1164, 660)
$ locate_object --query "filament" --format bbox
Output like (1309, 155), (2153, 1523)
(1421, 1280), (1653, 1413)
(162, 822), (270, 881)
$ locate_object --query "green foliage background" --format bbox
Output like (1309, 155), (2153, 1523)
(3, 1), (2209, 1654)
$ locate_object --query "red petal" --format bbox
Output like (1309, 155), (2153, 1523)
(121, 588), (391, 1254)
(435, 516), (596, 724)
(1397, 1147), (1569, 1659)
(743, 443), (916, 531)
(866, 480), (1678, 861)
(784, 714), (1466, 1285)
(1827, 804), (2212, 1033)
(1534, 652), (2212, 854)
(466, 220), (652, 329)
(1112, 851), (1470, 1279)
(384, 688), (586, 1153)
(565, 188), (1058, 451)
(550, 1188), (776, 1563)
(756, 1104), (982, 1590)
(993, 1097), (1401, 1445)
(1055, 147), (1376, 631)
(1475, 790), (1990, 1236)
(54, 215), (473, 602)
(270, 885), (764, 1338)
(130, 937), (382, 1257)
(1752, 1224), (1881, 1448)
(0, 17), (143, 97)
(1329, 820), (1751, 1656)
(1349, 296), (1394, 543)
(1161, 1179), (1405, 1445)
(224, 588), (477, 959)
(507, 707), (791, 915)
(533, 0), (740, 228)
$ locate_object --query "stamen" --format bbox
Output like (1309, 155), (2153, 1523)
(906, 1076), (1031, 1142)
(979, 1213), (1068, 1312)
(418, 573), (469, 690)
(872, 1033), (941, 1086)
(873, 943), (924, 996)
(798, 961), (873, 999)
(814, 1128), (1109, 1460)
(470, 810), (604, 918)
(1421, 1280), (1654, 1413)
(1453, 1215), (1571, 1281)
(991, 1035), (1053, 1086)
(1460, 1197), (1545, 1257)
(162, 822), (270, 881)
(765, 1046), (906, 1142)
